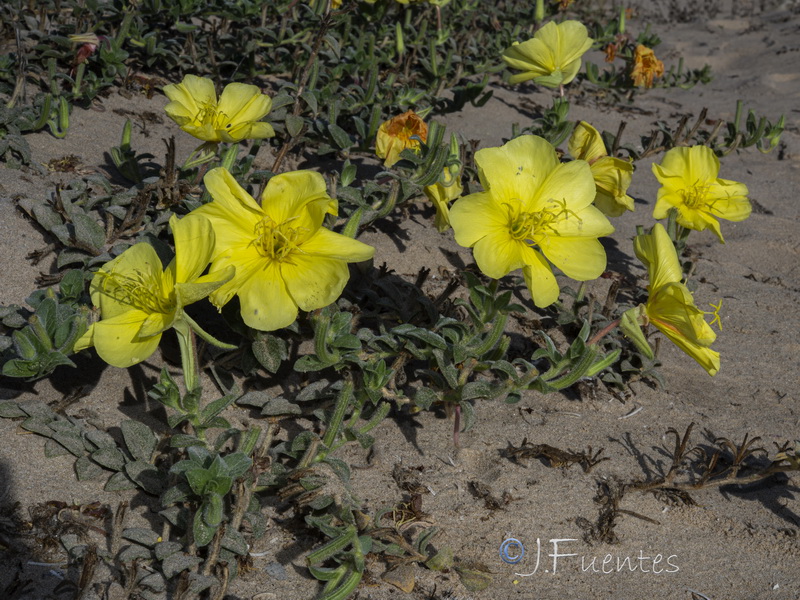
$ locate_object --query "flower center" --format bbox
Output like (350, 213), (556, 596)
(102, 270), (174, 315)
(196, 101), (232, 131)
(252, 215), (307, 262)
(679, 183), (711, 209)
(504, 198), (581, 246)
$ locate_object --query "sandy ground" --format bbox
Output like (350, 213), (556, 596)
(1, 4), (799, 600)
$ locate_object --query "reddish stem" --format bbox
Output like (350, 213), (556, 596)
(587, 318), (621, 346)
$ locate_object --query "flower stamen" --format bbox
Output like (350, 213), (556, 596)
(252, 215), (308, 263)
(706, 298), (723, 330)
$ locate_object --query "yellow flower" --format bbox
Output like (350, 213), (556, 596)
(502, 20), (593, 87)
(634, 223), (720, 375)
(163, 74), (275, 144)
(630, 44), (664, 88)
(652, 145), (750, 242)
(190, 168), (375, 331)
(375, 110), (428, 167)
(423, 133), (463, 232)
(424, 166), (463, 233)
(449, 135), (614, 308)
(74, 215), (233, 368)
(568, 121), (634, 217)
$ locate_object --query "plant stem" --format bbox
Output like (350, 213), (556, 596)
(587, 318), (621, 346)
(174, 320), (199, 394)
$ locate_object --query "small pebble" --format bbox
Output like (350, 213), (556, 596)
(264, 561), (288, 580)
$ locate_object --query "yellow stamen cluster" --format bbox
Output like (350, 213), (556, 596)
(102, 271), (173, 314)
(252, 216), (308, 263)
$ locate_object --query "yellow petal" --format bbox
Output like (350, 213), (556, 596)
(299, 228), (375, 262)
(522, 252), (559, 308)
(163, 75), (216, 123)
(558, 57), (583, 86)
(473, 229), (531, 279)
(503, 21), (592, 87)
(176, 265), (235, 308)
(658, 146), (719, 186)
(474, 135), (558, 210)
(449, 191), (508, 248)
(282, 256), (350, 312)
(217, 82), (272, 125)
(533, 159), (596, 213)
(91, 309), (162, 368)
(593, 188), (632, 217)
(171, 214), (216, 284)
(568, 121), (607, 162)
(91, 243), (164, 319)
(646, 282), (719, 375)
(706, 180), (751, 222)
(552, 20), (594, 66)
(423, 169), (462, 233)
(202, 168), (264, 220)
(539, 236), (607, 281)
(139, 311), (174, 338)
(73, 323), (95, 352)
(208, 252), (264, 309)
(260, 170), (335, 229)
(503, 38), (553, 82)
(237, 262), (298, 331)
(246, 121), (276, 140)
(181, 123), (219, 142)
(548, 203), (615, 238)
(634, 222), (683, 291)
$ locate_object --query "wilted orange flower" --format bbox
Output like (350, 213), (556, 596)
(604, 43), (617, 63)
(630, 44), (664, 88)
(375, 110), (428, 168)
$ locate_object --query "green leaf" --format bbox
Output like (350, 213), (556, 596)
(121, 420), (158, 462)
(91, 447), (127, 471)
(222, 529), (248, 555)
(300, 90), (318, 114)
(185, 467), (213, 496)
(222, 452), (252, 478)
(461, 381), (494, 401)
(74, 455), (104, 480)
(0, 401), (26, 418)
(414, 387), (439, 410)
(138, 572), (166, 592)
(261, 397), (302, 416)
(122, 527), (161, 548)
(199, 393), (237, 426)
(59, 269), (85, 301)
(85, 429), (117, 450)
(236, 390), (270, 408)
(285, 114), (304, 138)
(192, 511), (217, 548)
(118, 544), (152, 562)
(170, 433), (205, 448)
(203, 493), (223, 527)
(328, 123), (352, 149)
(124, 460), (164, 494)
(460, 400), (476, 432)
(161, 482), (193, 505)
(252, 333), (287, 373)
(154, 540), (183, 560)
(105, 471), (137, 491)
(72, 212), (105, 251)
(162, 551), (203, 578)
(394, 325), (447, 349)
